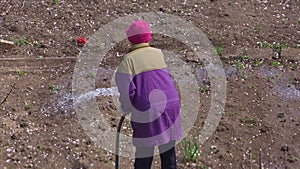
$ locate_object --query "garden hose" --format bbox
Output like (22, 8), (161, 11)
(115, 115), (126, 169)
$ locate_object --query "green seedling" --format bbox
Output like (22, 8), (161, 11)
(16, 70), (27, 76)
(180, 137), (199, 163)
(257, 41), (287, 58)
(214, 45), (225, 56)
(282, 18), (288, 22)
(239, 117), (257, 126)
(262, 77), (270, 82)
(257, 41), (271, 48)
(25, 103), (32, 110)
(86, 72), (95, 78)
(277, 112), (286, 122)
(248, 84), (255, 89)
(253, 59), (264, 67)
(179, 28), (189, 35)
(53, 0), (59, 4)
(242, 55), (249, 60)
(36, 55), (44, 59)
(11, 36), (29, 46)
(32, 40), (39, 45)
(271, 61), (281, 67)
(49, 84), (60, 94)
(225, 111), (235, 116)
(241, 72), (248, 80)
(236, 60), (245, 72)
(271, 42), (287, 53)
(36, 144), (43, 149)
(289, 63), (297, 69)
(20, 120), (27, 128)
(201, 86), (210, 93)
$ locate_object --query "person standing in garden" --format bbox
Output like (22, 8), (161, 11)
(115, 19), (182, 169)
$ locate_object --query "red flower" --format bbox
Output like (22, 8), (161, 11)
(77, 37), (87, 44)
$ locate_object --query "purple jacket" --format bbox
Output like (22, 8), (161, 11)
(115, 43), (182, 147)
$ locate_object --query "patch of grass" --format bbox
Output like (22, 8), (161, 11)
(179, 28), (189, 35)
(15, 70), (27, 76)
(49, 84), (60, 94)
(198, 164), (211, 169)
(289, 63), (297, 70)
(200, 86), (210, 93)
(86, 72), (95, 78)
(20, 120), (27, 128)
(36, 55), (44, 59)
(11, 36), (29, 46)
(236, 59), (245, 72)
(277, 112), (286, 122)
(180, 137), (199, 163)
(248, 84), (255, 89)
(214, 45), (225, 56)
(25, 103), (32, 110)
(257, 41), (287, 58)
(253, 59), (264, 67)
(225, 111), (235, 116)
(271, 61), (281, 67)
(240, 72), (248, 80)
(36, 144), (43, 149)
(239, 117), (258, 126)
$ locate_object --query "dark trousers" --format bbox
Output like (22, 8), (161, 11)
(134, 141), (177, 169)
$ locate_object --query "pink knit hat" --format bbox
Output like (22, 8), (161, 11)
(126, 19), (152, 44)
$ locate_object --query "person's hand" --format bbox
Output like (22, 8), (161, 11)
(118, 106), (131, 116)
(121, 111), (131, 116)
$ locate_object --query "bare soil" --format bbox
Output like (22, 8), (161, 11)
(0, 0), (299, 169)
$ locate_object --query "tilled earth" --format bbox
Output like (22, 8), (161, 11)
(0, 0), (299, 169)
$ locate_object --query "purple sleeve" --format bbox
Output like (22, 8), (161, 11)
(115, 71), (136, 113)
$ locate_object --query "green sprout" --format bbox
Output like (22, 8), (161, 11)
(239, 117), (258, 127)
(214, 45), (225, 56)
(11, 36), (29, 46)
(49, 84), (60, 94)
(180, 137), (199, 163)
(236, 60), (245, 72)
(86, 72), (95, 78)
(271, 61), (281, 67)
(16, 70), (27, 76)
(25, 103), (32, 110)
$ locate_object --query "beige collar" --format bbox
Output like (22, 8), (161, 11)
(129, 43), (150, 52)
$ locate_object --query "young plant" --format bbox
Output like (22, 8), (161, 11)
(49, 84), (60, 94)
(25, 103), (32, 110)
(11, 36), (29, 46)
(236, 59), (245, 72)
(225, 111), (235, 117)
(271, 61), (281, 67)
(36, 55), (44, 59)
(253, 59), (264, 67)
(53, 0), (59, 4)
(180, 137), (199, 163)
(239, 117), (258, 127)
(86, 72), (95, 78)
(277, 112), (286, 122)
(214, 45), (225, 56)
(257, 41), (287, 58)
(16, 70), (27, 76)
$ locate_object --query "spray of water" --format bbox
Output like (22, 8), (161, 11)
(41, 87), (119, 116)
